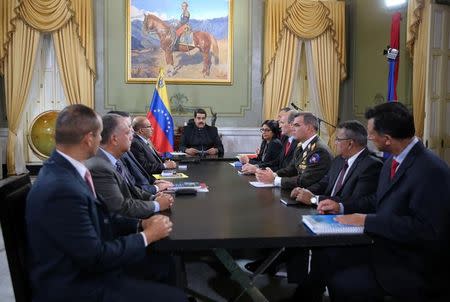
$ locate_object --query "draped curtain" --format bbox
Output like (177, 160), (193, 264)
(0, 0), (95, 175)
(406, 0), (429, 139)
(263, 0), (346, 144)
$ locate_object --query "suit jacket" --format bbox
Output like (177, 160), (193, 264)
(349, 142), (450, 298)
(307, 148), (382, 204)
(278, 135), (299, 171)
(179, 124), (224, 155)
(276, 135), (333, 190)
(249, 138), (283, 171)
(26, 150), (145, 302)
(121, 151), (157, 194)
(130, 134), (165, 174)
(86, 149), (156, 219)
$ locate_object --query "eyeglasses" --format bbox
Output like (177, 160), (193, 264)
(334, 137), (352, 142)
(260, 128), (272, 133)
(142, 125), (152, 129)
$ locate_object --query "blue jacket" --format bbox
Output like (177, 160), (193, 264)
(26, 150), (146, 302)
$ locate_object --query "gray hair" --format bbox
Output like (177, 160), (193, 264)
(338, 120), (367, 146)
(101, 114), (124, 145)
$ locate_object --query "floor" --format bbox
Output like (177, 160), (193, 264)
(1, 226), (323, 301)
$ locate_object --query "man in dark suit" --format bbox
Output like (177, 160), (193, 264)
(315, 103), (450, 302)
(107, 111), (173, 194)
(278, 109), (299, 170)
(255, 112), (333, 190)
(179, 108), (224, 156)
(130, 116), (177, 175)
(26, 104), (187, 302)
(291, 120), (382, 207)
(86, 114), (173, 219)
(284, 120), (383, 300)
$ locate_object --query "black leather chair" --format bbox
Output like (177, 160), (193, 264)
(0, 174), (32, 302)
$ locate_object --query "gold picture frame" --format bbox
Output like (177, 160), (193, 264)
(126, 0), (233, 85)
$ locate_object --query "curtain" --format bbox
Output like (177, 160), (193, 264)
(53, 21), (95, 107)
(1, 0), (95, 175)
(263, 28), (300, 119)
(4, 19), (40, 175)
(263, 0), (345, 145)
(305, 40), (330, 144)
(406, 0), (429, 139)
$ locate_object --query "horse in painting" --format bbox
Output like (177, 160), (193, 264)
(142, 13), (219, 77)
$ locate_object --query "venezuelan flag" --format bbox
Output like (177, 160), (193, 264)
(147, 69), (174, 153)
(387, 12), (401, 102)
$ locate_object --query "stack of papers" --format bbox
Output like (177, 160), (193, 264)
(237, 153), (258, 160)
(169, 182), (209, 193)
(249, 181), (274, 188)
(153, 173), (189, 179)
(302, 215), (364, 235)
(170, 151), (187, 156)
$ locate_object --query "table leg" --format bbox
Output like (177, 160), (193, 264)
(213, 247), (285, 302)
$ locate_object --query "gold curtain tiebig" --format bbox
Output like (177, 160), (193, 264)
(17, 0), (72, 32)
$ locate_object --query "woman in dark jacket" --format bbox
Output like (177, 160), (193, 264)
(240, 120), (282, 173)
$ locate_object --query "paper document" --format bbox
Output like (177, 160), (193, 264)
(302, 215), (364, 235)
(249, 181), (275, 188)
(153, 173), (189, 179)
(170, 152), (187, 156)
(237, 153), (257, 160)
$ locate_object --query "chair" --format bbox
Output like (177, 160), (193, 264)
(0, 174), (32, 302)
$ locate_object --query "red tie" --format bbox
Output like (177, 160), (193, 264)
(390, 159), (399, 179)
(84, 170), (96, 197)
(285, 141), (291, 156)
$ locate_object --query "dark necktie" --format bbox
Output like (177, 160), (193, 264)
(284, 140), (291, 156)
(332, 160), (349, 196)
(84, 169), (96, 197)
(115, 161), (129, 184)
(390, 159), (399, 179)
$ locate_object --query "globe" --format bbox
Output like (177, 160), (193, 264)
(27, 110), (59, 159)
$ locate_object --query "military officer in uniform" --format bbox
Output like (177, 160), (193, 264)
(256, 112), (333, 190)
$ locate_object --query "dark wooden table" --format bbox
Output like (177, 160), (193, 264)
(153, 161), (372, 301)
(155, 161), (372, 251)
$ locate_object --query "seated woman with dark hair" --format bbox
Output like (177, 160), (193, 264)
(240, 120), (282, 173)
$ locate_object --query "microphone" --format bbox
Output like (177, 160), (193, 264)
(290, 102), (301, 111)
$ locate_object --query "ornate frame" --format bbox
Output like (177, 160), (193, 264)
(126, 0), (233, 85)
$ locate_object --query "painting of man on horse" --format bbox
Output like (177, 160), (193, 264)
(128, 0), (232, 83)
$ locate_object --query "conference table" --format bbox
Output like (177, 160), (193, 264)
(153, 160), (372, 301)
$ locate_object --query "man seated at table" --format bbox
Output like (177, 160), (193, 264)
(291, 120), (382, 207)
(108, 111), (173, 194)
(179, 108), (224, 156)
(131, 116), (177, 174)
(283, 120), (382, 293)
(26, 104), (187, 302)
(300, 102), (450, 302)
(86, 114), (174, 219)
(255, 112), (333, 190)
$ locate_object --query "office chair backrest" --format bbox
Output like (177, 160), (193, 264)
(0, 174), (32, 302)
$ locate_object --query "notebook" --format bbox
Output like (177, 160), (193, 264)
(302, 215), (364, 235)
